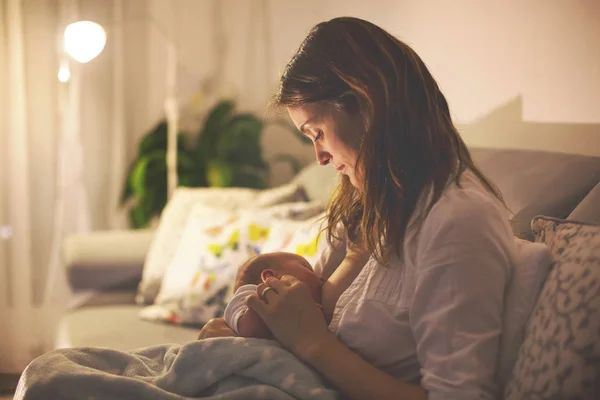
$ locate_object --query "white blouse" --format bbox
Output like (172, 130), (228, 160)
(328, 171), (516, 400)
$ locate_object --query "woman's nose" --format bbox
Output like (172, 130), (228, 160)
(314, 144), (331, 166)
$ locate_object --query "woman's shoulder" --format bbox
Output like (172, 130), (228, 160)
(407, 170), (516, 274)
(418, 170), (513, 246)
(434, 170), (506, 216)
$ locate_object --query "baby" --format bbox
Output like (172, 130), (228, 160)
(224, 252), (325, 338)
(224, 245), (369, 339)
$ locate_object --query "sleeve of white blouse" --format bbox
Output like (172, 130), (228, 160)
(409, 193), (513, 400)
(313, 223), (346, 278)
(223, 284), (258, 335)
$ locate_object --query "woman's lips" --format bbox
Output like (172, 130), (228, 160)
(335, 164), (345, 173)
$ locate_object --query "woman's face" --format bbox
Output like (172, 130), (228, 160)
(288, 103), (363, 189)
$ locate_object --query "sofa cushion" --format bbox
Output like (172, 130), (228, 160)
(504, 217), (600, 400)
(496, 238), (553, 394)
(470, 148), (600, 240)
(56, 305), (199, 351)
(569, 182), (600, 224)
(63, 229), (155, 291)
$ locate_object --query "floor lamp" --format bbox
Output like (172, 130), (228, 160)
(62, 20), (179, 200)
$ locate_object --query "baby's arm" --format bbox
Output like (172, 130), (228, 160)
(236, 308), (272, 339)
(321, 244), (370, 320)
(224, 284), (272, 339)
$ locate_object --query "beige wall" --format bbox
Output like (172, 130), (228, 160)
(141, 0), (600, 184)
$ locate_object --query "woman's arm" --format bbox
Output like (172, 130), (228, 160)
(246, 276), (427, 400)
(321, 245), (369, 319)
(302, 334), (427, 400)
(409, 196), (512, 399)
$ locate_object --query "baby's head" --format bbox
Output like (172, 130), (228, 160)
(235, 252), (323, 303)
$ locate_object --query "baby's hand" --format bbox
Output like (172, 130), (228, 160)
(237, 308), (273, 339)
(197, 318), (237, 340)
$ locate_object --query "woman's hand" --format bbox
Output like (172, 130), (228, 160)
(246, 275), (334, 360)
(197, 318), (237, 340)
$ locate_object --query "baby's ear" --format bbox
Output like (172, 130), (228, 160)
(260, 269), (276, 282)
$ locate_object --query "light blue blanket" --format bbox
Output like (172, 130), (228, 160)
(15, 337), (338, 400)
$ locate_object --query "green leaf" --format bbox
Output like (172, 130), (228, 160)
(139, 121), (168, 154)
(120, 161), (136, 206)
(231, 170), (267, 189)
(206, 159), (234, 187)
(129, 203), (151, 229)
(197, 100), (235, 158)
(139, 121), (191, 155)
(229, 114), (263, 131)
(131, 151), (170, 196)
(130, 158), (150, 198)
(145, 182), (167, 216)
(178, 150), (207, 187)
(217, 118), (268, 168)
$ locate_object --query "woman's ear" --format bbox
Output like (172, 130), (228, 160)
(261, 269), (276, 283)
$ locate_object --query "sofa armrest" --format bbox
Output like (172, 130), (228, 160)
(63, 229), (155, 291)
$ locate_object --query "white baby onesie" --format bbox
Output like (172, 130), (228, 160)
(223, 284), (257, 335)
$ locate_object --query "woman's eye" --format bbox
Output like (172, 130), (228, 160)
(314, 130), (324, 141)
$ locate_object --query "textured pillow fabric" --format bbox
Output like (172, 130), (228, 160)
(136, 183), (307, 305)
(279, 214), (329, 267)
(139, 205), (249, 325)
(139, 202), (326, 326)
(470, 148), (600, 240)
(496, 238), (553, 394)
(568, 182), (600, 224)
(152, 204), (240, 306)
(504, 217), (600, 400)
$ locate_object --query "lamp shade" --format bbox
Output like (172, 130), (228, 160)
(64, 21), (106, 63)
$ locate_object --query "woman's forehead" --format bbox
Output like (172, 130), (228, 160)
(288, 104), (332, 128)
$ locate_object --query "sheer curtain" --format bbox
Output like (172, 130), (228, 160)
(0, 0), (131, 373)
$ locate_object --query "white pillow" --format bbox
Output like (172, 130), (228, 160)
(139, 202), (325, 326)
(136, 183), (307, 304)
(155, 201), (324, 305)
(153, 204), (240, 305)
(262, 213), (346, 275)
(496, 237), (553, 391)
(278, 213), (332, 269)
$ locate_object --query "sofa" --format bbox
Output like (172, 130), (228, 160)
(58, 147), (600, 398)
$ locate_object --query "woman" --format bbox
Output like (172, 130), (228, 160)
(200, 17), (515, 400)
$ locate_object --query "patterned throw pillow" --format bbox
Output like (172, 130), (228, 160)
(504, 217), (600, 400)
(138, 202), (326, 326)
(136, 183), (307, 305)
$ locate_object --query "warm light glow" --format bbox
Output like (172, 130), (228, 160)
(58, 62), (71, 82)
(64, 21), (106, 63)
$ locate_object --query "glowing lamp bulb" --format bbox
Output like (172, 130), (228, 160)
(64, 21), (106, 63)
(58, 63), (71, 82)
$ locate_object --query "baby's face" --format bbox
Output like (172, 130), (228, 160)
(261, 253), (323, 304)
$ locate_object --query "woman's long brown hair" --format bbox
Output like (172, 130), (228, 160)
(273, 17), (504, 264)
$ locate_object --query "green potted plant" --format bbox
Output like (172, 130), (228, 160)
(120, 100), (306, 228)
